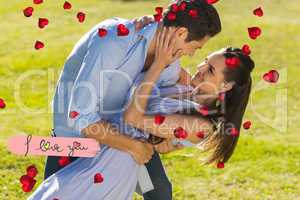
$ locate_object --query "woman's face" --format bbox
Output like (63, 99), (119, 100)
(191, 50), (227, 96)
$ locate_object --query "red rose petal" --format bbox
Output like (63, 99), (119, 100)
(77, 12), (86, 23)
(94, 173), (104, 184)
(167, 12), (176, 21)
(155, 7), (163, 14)
(189, 9), (198, 18)
(174, 127), (188, 139)
(98, 28), (108, 38)
(38, 18), (49, 29)
(69, 111), (79, 119)
(154, 114), (166, 125)
(253, 7), (264, 17)
(207, 0), (219, 4)
(0, 98), (6, 109)
(20, 175), (32, 185)
(117, 24), (130, 36)
(198, 105), (209, 116)
(23, 7), (34, 17)
(33, 0), (43, 4)
(196, 131), (205, 139)
(225, 57), (241, 69)
(248, 27), (262, 40)
(218, 92), (225, 101)
(154, 13), (163, 22)
(242, 44), (251, 55)
(179, 2), (187, 11)
(217, 161), (225, 168)
(58, 156), (71, 167)
(63, 1), (72, 10)
(230, 128), (239, 137)
(171, 3), (179, 13)
(263, 70), (279, 83)
(34, 40), (44, 50)
(21, 177), (36, 193)
(26, 165), (38, 178)
(243, 120), (252, 130)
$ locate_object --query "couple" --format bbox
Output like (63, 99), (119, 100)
(28, 0), (254, 199)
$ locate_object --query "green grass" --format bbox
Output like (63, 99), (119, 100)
(0, 0), (299, 199)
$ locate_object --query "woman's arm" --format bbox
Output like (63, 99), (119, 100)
(124, 27), (213, 143)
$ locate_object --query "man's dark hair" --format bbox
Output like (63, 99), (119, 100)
(163, 0), (222, 41)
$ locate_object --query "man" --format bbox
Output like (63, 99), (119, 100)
(45, 0), (221, 199)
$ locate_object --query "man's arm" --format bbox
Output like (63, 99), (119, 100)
(67, 21), (153, 164)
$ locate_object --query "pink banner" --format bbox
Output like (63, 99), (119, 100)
(7, 135), (100, 157)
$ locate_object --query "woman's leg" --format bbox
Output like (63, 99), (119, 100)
(143, 152), (172, 200)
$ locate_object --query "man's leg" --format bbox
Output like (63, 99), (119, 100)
(44, 156), (79, 180)
(143, 152), (172, 200)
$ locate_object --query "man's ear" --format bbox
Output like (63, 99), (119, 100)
(220, 81), (235, 93)
(175, 27), (188, 40)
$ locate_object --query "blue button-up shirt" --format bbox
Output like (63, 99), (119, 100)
(52, 18), (181, 138)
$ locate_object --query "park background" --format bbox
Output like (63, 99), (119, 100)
(0, 0), (299, 199)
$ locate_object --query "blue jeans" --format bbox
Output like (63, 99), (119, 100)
(44, 134), (172, 200)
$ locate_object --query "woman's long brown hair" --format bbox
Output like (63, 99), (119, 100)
(202, 47), (255, 164)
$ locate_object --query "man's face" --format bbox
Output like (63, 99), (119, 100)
(190, 50), (227, 96)
(172, 27), (210, 57)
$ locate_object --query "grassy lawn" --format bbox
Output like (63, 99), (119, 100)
(0, 0), (299, 199)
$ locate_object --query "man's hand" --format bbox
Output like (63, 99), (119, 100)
(128, 140), (154, 165)
(133, 15), (155, 32)
(154, 139), (184, 154)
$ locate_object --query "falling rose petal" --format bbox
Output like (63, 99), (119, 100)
(207, 0), (219, 4)
(94, 173), (104, 184)
(69, 111), (79, 119)
(155, 7), (163, 14)
(21, 178), (36, 193)
(178, 1), (187, 11)
(242, 44), (251, 55)
(171, 3), (179, 13)
(98, 28), (108, 38)
(225, 57), (241, 69)
(154, 114), (166, 125)
(263, 70), (279, 83)
(20, 175), (32, 185)
(167, 12), (176, 21)
(154, 13), (163, 22)
(243, 120), (252, 130)
(63, 1), (72, 10)
(189, 9), (198, 18)
(217, 162), (225, 169)
(77, 12), (86, 23)
(58, 156), (71, 167)
(26, 165), (38, 178)
(253, 7), (264, 17)
(0, 98), (6, 109)
(218, 92), (225, 101)
(230, 128), (239, 137)
(198, 105), (209, 116)
(33, 0), (43, 4)
(23, 7), (34, 17)
(248, 27), (262, 40)
(196, 131), (205, 139)
(34, 40), (44, 50)
(117, 24), (130, 36)
(38, 18), (49, 29)
(174, 127), (188, 139)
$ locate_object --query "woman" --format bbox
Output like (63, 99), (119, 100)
(28, 28), (254, 200)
